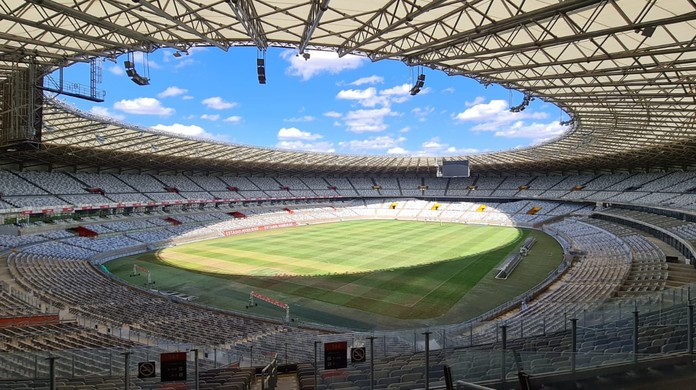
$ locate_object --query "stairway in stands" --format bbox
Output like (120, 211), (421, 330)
(251, 373), (298, 390)
(666, 263), (696, 288)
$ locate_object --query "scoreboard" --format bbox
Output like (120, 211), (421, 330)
(324, 341), (348, 369)
(438, 160), (470, 177)
(160, 352), (187, 382)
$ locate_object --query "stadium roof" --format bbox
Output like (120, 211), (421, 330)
(1, 0), (696, 175)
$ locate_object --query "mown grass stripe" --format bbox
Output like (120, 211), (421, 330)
(108, 220), (562, 329)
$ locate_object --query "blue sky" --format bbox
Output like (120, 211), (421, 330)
(56, 47), (570, 156)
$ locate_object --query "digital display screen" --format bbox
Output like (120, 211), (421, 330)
(440, 160), (470, 177)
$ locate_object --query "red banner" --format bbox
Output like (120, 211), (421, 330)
(223, 222), (297, 237)
(0, 314), (60, 328)
(160, 352), (187, 362)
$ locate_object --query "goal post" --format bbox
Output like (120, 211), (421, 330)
(249, 291), (290, 322)
(131, 264), (153, 288)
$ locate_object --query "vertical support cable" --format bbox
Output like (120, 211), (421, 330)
(633, 309), (639, 364)
(122, 351), (131, 390)
(47, 356), (57, 390)
(191, 349), (199, 390)
(423, 331), (431, 390)
(314, 341), (320, 390)
(501, 324), (507, 386)
(368, 336), (376, 390)
(570, 318), (577, 372)
(688, 304), (694, 354)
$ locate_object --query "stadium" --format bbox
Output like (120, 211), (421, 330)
(0, 0), (696, 389)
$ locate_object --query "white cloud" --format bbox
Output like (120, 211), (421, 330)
(380, 84), (413, 105)
(338, 135), (479, 156)
(337, 88), (376, 101)
(202, 96), (237, 110)
(336, 84), (417, 109)
(350, 75), (384, 86)
(174, 58), (196, 69)
(413, 137), (480, 156)
(113, 97), (174, 116)
(89, 106), (125, 121)
(442, 87), (455, 94)
(387, 140), (479, 157)
(277, 127), (323, 141)
(186, 47), (208, 56)
(336, 87), (389, 108)
(284, 115), (316, 123)
(158, 86), (188, 98)
(282, 49), (365, 81)
(151, 123), (213, 139)
(454, 99), (508, 121)
(422, 137), (447, 150)
(324, 111), (342, 118)
(455, 99), (534, 128)
(182, 95), (194, 100)
(343, 107), (398, 133)
(224, 116), (242, 123)
(493, 121), (566, 142)
(201, 114), (220, 121)
(132, 52), (161, 70)
(452, 98), (564, 143)
(387, 146), (409, 155)
(446, 146), (480, 154)
(465, 96), (486, 107)
(276, 140), (335, 153)
(108, 64), (124, 76)
(339, 135), (406, 152)
(412, 106), (435, 122)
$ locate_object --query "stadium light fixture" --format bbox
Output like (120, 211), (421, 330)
(257, 49), (266, 84)
(560, 117), (575, 126)
(124, 52), (150, 86)
(639, 26), (656, 37)
(510, 93), (534, 113)
(410, 67), (426, 96)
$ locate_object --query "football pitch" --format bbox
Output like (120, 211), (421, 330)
(106, 220), (563, 330)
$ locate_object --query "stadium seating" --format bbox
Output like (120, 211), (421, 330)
(1, 168), (696, 388)
(1, 169), (696, 212)
(0, 170), (48, 196)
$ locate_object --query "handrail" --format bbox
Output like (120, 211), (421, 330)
(261, 353), (278, 390)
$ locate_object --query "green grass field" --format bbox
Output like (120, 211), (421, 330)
(106, 220), (563, 330)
